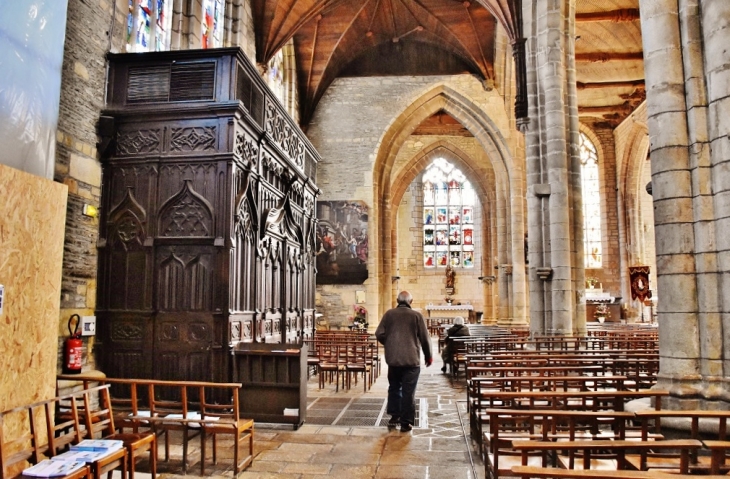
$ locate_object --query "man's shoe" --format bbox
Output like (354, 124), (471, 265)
(388, 416), (400, 429)
(400, 423), (413, 432)
(441, 366), (446, 373)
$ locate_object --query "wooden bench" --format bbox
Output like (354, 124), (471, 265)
(468, 389), (668, 445)
(57, 376), (254, 475)
(627, 409), (730, 474)
(484, 409), (640, 479)
(510, 439), (703, 475)
(0, 385), (130, 479)
(511, 465), (729, 479)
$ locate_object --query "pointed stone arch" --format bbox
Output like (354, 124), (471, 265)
(615, 106), (652, 310)
(372, 84), (526, 322)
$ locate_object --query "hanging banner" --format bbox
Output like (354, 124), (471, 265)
(629, 265), (652, 303)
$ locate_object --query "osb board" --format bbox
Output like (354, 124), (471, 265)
(0, 163), (68, 412)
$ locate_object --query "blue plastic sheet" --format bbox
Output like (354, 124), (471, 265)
(0, 0), (69, 179)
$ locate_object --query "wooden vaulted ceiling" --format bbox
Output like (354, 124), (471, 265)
(252, 0), (644, 130)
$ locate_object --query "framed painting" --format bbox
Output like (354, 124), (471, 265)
(316, 200), (369, 284)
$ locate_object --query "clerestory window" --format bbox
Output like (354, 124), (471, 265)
(202, 0), (224, 49)
(126, 0), (173, 52)
(423, 158), (475, 269)
(580, 132), (602, 268)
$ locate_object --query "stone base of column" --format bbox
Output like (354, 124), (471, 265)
(655, 375), (730, 408)
(497, 318), (529, 327)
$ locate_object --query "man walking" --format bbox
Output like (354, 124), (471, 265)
(375, 291), (433, 432)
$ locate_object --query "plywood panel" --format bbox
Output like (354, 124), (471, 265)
(0, 164), (68, 412)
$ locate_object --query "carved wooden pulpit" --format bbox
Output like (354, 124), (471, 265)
(95, 49), (320, 383)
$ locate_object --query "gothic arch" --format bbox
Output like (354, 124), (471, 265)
(388, 141), (502, 313)
(372, 84), (525, 322)
(616, 107), (652, 309)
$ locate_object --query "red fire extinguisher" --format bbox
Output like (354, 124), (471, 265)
(63, 314), (83, 374)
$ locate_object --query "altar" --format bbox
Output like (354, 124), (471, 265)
(425, 304), (476, 324)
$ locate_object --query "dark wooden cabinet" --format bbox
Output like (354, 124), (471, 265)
(96, 48), (320, 384)
(232, 343), (307, 426)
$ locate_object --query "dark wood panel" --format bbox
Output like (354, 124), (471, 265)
(98, 49), (320, 386)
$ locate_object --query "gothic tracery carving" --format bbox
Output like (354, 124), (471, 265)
(170, 126), (217, 152)
(235, 131), (259, 168)
(117, 129), (161, 155)
(159, 180), (214, 236)
(265, 98), (305, 169)
(112, 322), (143, 340)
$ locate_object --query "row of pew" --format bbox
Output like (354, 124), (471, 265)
(451, 325), (730, 478)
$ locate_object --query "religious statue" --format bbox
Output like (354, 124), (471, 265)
(445, 264), (455, 289)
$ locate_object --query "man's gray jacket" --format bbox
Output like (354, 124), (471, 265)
(375, 303), (432, 367)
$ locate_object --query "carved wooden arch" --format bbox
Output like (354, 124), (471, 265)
(158, 180), (215, 237)
(234, 186), (259, 244)
(107, 187), (147, 246)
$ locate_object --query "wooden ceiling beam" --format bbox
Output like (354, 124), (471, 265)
(577, 80), (645, 89)
(576, 8), (640, 23)
(580, 103), (635, 114)
(575, 52), (644, 62)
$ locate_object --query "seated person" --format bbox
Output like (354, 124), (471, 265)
(440, 316), (470, 373)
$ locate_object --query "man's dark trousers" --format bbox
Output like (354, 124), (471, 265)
(387, 365), (420, 426)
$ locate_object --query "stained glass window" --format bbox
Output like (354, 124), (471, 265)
(580, 132), (602, 268)
(267, 49), (285, 105)
(126, 0), (172, 53)
(422, 158), (475, 269)
(202, 0), (224, 49)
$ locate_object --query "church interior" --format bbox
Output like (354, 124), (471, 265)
(0, 0), (729, 477)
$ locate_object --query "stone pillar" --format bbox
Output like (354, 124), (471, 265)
(509, 163), (528, 325)
(700, 0), (730, 401)
(640, 0), (704, 403)
(523, 0), (584, 335)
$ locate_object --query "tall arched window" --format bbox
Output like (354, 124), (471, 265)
(580, 132), (602, 268)
(202, 0), (224, 48)
(267, 49), (285, 105)
(423, 159), (475, 269)
(126, 0), (173, 52)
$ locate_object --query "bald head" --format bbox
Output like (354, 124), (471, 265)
(396, 291), (413, 305)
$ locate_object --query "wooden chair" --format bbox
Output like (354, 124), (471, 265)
(345, 343), (371, 392)
(0, 400), (90, 479)
(147, 383), (198, 473)
(198, 385), (254, 475)
(76, 386), (147, 479)
(317, 343), (345, 391)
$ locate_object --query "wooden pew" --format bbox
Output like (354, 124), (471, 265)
(511, 465), (729, 479)
(468, 389), (668, 445)
(484, 409), (637, 479)
(511, 439), (703, 475)
(627, 409), (730, 473)
(58, 376), (254, 475)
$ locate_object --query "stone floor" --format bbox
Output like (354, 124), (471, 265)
(125, 338), (485, 478)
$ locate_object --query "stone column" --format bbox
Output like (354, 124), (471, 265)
(700, 0), (730, 401)
(523, 0), (583, 335)
(509, 163), (528, 325)
(640, 0), (702, 402)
